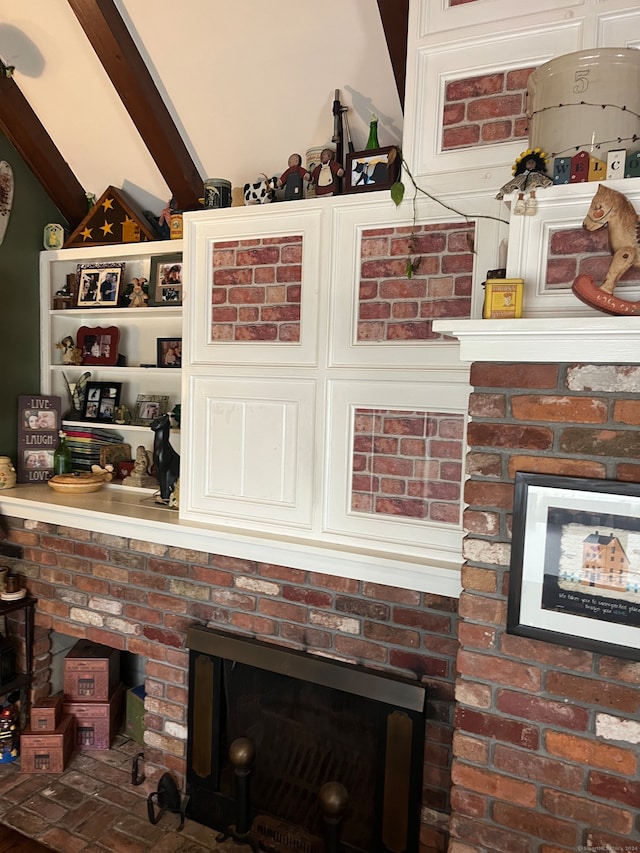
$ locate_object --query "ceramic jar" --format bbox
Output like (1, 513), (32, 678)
(0, 457), (16, 490)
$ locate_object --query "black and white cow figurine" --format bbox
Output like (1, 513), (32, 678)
(243, 174), (278, 205)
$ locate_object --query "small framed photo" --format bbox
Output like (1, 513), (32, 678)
(133, 394), (170, 425)
(77, 325), (120, 366)
(157, 337), (182, 368)
(344, 146), (400, 194)
(76, 262), (125, 307)
(22, 407), (58, 432)
(149, 254), (183, 306)
(82, 382), (122, 422)
(508, 472), (640, 661)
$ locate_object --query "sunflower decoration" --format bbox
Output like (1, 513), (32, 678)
(496, 147), (553, 214)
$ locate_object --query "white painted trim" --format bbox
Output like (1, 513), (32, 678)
(0, 485), (462, 597)
(432, 316), (640, 363)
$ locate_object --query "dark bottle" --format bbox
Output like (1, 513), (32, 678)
(365, 114), (380, 149)
(53, 430), (72, 475)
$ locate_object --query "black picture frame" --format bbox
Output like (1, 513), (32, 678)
(157, 337), (182, 368)
(508, 472), (640, 661)
(344, 146), (400, 194)
(82, 382), (122, 422)
(149, 254), (183, 306)
(76, 262), (124, 307)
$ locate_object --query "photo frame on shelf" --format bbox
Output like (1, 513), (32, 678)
(157, 337), (182, 368)
(76, 262), (125, 307)
(344, 146), (400, 194)
(149, 254), (183, 306)
(81, 382), (122, 422)
(508, 471), (640, 661)
(133, 394), (170, 425)
(76, 325), (120, 366)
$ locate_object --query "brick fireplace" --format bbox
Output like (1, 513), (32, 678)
(453, 360), (640, 853)
(0, 514), (457, 851)
(4, 356), (640, 852)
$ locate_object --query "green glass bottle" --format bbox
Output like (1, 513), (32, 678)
(365, 114), (380, 150)
(53, 430), (72, 475)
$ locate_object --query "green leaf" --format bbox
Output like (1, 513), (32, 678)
(406, 259), (413, 279)
(390, 181), (405, 207)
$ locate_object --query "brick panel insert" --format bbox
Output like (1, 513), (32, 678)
(211, 236), (302, 342)
(456, 361), (640, 853)
(358, 222), (475, 341)
(352, 407), (464, 524)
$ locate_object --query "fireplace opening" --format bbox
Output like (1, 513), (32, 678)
(186, 626), (427, 853)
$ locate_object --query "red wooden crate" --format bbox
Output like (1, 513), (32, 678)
(63, 682), (124, 750)
(63, 639), (120, 702)
(31, 696), (63, 732)
(20, 713), (76, 773)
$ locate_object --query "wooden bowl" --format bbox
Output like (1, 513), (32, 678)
(48, 472), (110, 494)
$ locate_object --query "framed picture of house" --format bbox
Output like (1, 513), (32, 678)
(507, 472), (640, 661)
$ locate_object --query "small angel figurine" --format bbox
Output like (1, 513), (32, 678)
(56, 335), (82, 365)
(128, 277), (148, 308)
(496, 148), (553, 215)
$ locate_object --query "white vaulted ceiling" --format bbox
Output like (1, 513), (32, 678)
(0, 0), (403, 219)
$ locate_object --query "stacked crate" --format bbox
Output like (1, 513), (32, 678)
(20, 695), (75, 773)
(62, 640), (124, 751)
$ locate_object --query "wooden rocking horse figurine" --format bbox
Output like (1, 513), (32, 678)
(572, 183), (640, 315)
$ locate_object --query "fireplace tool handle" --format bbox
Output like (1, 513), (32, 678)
(320, 781), (348, 853)
(131, 752), (145, 786)
(146, 772), (186, 832)
(216, 737), (259, 852)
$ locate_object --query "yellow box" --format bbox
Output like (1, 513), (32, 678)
(482, 278), (523, 319)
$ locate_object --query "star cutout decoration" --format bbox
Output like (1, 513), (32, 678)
(64, 185), (158, 248)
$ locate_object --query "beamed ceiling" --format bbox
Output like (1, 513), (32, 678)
(0, 0), (408, 230)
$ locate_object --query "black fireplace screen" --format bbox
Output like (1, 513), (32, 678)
(186, 627), (427, 853)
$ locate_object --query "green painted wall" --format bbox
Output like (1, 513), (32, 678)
(0, 136), (67, 459)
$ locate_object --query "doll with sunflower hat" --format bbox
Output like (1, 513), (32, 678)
(496, 148), (553, 215)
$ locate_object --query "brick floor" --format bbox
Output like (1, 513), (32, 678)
(0, 735), (230, 853)
(0, 734), (447, 852)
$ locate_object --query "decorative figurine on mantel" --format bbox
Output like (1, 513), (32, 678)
(572, 183), (640, 316)
(150, 413), (180, 505)
(277, 153), (310, 201)
(56, 336), (82, 365)
(123, 277), (149, 308)
(496, 148), (553, 215)
(310, 148), (344, 197)
(121, 445), (156, 489)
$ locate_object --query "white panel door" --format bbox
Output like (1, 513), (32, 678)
(182, 374), (316, 530)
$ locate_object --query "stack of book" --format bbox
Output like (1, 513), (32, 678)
(63, 425), (125, 471)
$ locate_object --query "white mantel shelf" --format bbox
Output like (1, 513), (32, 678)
(432, 317), (640, 364)
(0, 484), (462, 598)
